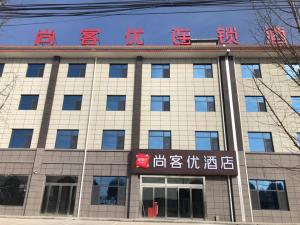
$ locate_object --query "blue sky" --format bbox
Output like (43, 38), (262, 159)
(0, 0), (257, 46)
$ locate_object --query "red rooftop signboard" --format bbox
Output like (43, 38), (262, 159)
(130, 149), (238, 176)
(33, 26), (288, 47)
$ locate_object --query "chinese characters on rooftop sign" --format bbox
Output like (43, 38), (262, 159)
(34, 26), (287, 47)
(131, 149), (238, 176)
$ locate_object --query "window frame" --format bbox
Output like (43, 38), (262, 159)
(0, 63), (4, 77)
(248, 132), (274, 152)
(249, 179), (289, 210)
(101, 130), (125, 150)
(91, 176), (127, 205)
(62, 95), (83, 111)
(195, 96), (215, 112)
(151, 64), (170, 78)
(284, 64), (299, 80)
(151, 95), (170, 111)
(54, 129), (79, 150)
(19, 95), (39, 110)
(106, 95), (126, 111)
(245, 96), (267, 112)
(193, 64), (213, 78)
(195, 131), (220, 151)
(291, 96), (300, 112)
(67, 63), (86, 78)
(9, 129), (33, 149)
(26, 63), (45, 78)
(109, 64), (128, 78)
(241, 64), (261, 78)
(148, 130), (171, 150)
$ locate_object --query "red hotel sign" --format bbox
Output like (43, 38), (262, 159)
(131, 149), (238, 176)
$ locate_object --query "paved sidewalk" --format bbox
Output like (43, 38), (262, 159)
(0, 217), (298, 225)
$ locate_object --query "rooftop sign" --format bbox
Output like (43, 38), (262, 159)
(33, 26), (288, 47)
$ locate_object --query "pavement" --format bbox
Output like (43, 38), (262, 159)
(0, 217), (298, 225)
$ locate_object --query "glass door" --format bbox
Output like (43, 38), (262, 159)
(141, 176), (204, 219)
(41, 185), (76, 215)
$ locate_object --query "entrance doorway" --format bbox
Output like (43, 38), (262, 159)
(141, 176), (204, 219)
(41, 176), (77, 215)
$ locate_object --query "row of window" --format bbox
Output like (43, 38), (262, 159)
(0, 63), (298, 79)
(18, 94), (300, 113)
(0, 174), (289, 211)
(8, 129), (300, 152)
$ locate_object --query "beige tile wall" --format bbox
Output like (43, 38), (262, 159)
(140, 58), (225, 151)
(235, 58), (300, 153)
(0, 59), (52, 149)
(46, 58), (134, 150)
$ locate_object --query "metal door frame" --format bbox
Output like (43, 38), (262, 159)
(140, 175), (205, 219)
(41, 182), (77, 215)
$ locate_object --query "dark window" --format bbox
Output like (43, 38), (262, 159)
(9, 129), (33, 148)
(109, 64), (128, 78)
(193, 64), (212, 78)
(151, 96), (170, 111)
(62, 95), (82, 110)
(55, 130), (79, 149)
(26, 64), (45, 77)
(249, 180), (289, 210)
(67, 64), (86, 77)
(0, 63), (4, 77)
(0, 175), (28, 206)
(195, 131), (219, 151)
(151, 64), (170, 78)
(241, 64), (261, 78)
(284, 64), (299, 79)
(106, 95), (126, 111)
(291, 96), (300, 112)
(149, 131), (171, 150)
(195, 96), (215, 112)
(101, 130), (125, 150)
(19, 95), (39, 110)
(248, 132), (274, 152)
(245, 96), (266, 112)
(297, 132), (300, 147)
(91, 176), (126, 205)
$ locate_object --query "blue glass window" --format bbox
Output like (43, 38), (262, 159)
(67, 64), (86, 77)
(195, 96), (215, 112)
(19, 95), (39, 110)
(245, 96), (266, 112)
(195, 131), (219, 151)
(55, 130), (79, 149)
(109, 64), (128, 78)
(26, 64), (45, 77)
(249, 179), (288, 210)
(151, 64), (170, 78)
(297, 132), (300, 147)
(291, 96), (300, 112)
(101, 130), (125, 150)
(248, 132), (274, 152)
(106, 96), (126, 111)
(284, 64), (299, 79)
(148, 131), (171, 150)
(0, 63), (4, 77)
(62, 95), (82, 110)
(241, 64), (261, 78)
(9, 129), (33, 148)
(193, 64), (212, 78)
(91, 176), (126, 205)
(151, 96), (170, 111)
